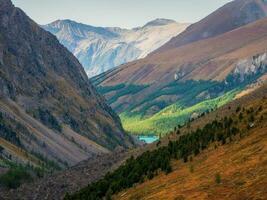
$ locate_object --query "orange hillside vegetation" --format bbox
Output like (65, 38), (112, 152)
(114, 92), (267, 200)
(115, 126), (267, 200)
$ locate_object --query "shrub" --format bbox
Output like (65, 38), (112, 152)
(189, 165), (194, 173)
(0, 166), (32, 189)
(31, 108), (62, 132)
(0, 145), (4, 153)
(215, 173), (221, 184)
(238, 113), (243, 121)
(236, 106), (241, 113)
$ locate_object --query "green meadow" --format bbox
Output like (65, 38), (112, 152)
(120, 90), (239, 135)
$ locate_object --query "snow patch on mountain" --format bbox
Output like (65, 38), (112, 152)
(43, 19), (189, 77)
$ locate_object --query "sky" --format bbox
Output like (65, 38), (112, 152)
(12, 0), (233, 28)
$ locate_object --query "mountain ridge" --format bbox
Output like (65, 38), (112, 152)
(0, 0), (134, 171)
(43, 19), (189, 77)
(154, 0), (267, 54)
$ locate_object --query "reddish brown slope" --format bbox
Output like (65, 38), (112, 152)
(93, 17), (267, 116)
(155, 0), (267, 53)
(100, 18), (267, 85)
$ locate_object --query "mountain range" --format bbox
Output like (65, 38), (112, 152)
(43, 19), (189, 77)
(1, 0), (267, 199)
(92, 0), (267, 136)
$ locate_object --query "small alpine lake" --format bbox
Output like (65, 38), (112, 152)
(137, 135), (159, 144)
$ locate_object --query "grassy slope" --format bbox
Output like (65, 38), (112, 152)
(114, 90), (267, 200)
(66, 82), (267, 200)
(96, 71), (265, 136)
(115, 125), (267, 200)
(121, 90), (238, 135)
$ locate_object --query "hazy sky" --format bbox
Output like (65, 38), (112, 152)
(12, 0), (232, 28)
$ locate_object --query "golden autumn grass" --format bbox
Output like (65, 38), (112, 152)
(115, 126), (267, 200)
(114, 86), (267, 200)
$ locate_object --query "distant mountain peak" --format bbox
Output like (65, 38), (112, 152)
(143, 18), (177, 27)
(44, 18), (189, 77)
(48, 19), (90, 29)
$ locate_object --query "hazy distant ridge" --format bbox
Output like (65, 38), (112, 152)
(43, 19), (189, 77)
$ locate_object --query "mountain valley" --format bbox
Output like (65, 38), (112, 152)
(0, 0), (267, 199)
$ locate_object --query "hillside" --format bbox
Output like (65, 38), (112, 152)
(66, 75), (267, 200)
(43, 19), (189, 77)
(155, 0), (267, 53)
(92, 0), (267, 135)
(0, 0), (135, 182)
(3, 69), (267, 200)
(115, 123), (267, 200)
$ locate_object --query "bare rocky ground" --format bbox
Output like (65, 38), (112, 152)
(0, 150), (130, 200)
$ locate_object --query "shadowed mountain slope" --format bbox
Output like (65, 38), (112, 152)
(0, 0), (135, 170)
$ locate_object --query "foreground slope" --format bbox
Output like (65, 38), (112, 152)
(4, 76), (267, 200)
(67, 80), (267, 200)
(92, 1), (267, 135)
(0, 0), (134, 170)
(43, 19), (189, 77)
(116, 125), (267, 200)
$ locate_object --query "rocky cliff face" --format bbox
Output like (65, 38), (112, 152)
(0, 0), (135, 168)
(43, 19), (189, 77)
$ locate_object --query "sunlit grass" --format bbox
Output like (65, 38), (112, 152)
(120, 90), (239, 135)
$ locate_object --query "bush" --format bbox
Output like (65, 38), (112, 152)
(0, 166), (32, 189)
(215, 173), (221, 184)
(189, 165), (194, 173)
(0, 145), (4, 153)
(31, 108), (62, 132)
(0, 122), (21, 147)
(236, 106), (241, 113)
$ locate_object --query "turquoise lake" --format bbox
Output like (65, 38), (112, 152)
(138, 135), (159, 144)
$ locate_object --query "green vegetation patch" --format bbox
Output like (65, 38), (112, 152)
(97, 84), (125, 94)
(128, 80), (217, 115)
(28, 107), (62, 132)
(0, 163), (32, 189)
(97, 84), (149, 105)
(0, 113), (22, 147)
(121, 90), (239, 135)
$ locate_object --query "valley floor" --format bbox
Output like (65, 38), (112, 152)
(115, 125), (267, 200)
